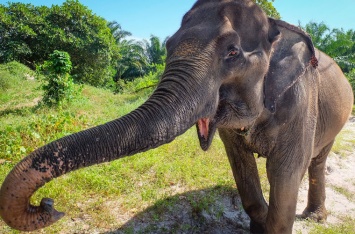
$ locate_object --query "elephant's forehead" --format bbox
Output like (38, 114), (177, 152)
(167, 0), (268, 52)
(170, 38), (203, 57)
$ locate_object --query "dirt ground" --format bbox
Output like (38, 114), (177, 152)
(293, 117), (355, 233)
(108, 118), (355, 234)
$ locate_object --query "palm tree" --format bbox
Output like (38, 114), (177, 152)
(107, 21), (132, 44)
(304, 22), (332, 52)
(144, 35), (168, 65)
(326, 29), (355, 73)
(115, 39), (149, 81)
(304, 22), (355, 73)
(107, 21), (150, 80)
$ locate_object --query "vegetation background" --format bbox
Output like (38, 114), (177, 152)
(0, 0), (354, 233)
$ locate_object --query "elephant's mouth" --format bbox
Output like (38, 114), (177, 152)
(196, 117), (252, 151)
(196, 118), (217, 151)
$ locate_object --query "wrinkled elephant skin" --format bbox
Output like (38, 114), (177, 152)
(0, 0), (353, 233)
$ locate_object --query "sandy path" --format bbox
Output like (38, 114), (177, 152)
(293, 118), (355, 233)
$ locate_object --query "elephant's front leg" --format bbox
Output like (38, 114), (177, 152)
(265, 144), (311, 233)
(219, 130), (268, 233)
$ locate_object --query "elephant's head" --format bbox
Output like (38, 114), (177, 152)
(0, 0), (316, 231)
(165, 0), (281, 150)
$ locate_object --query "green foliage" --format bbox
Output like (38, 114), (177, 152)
(254, 0), (280, 19)
(39, 50), (76, 107)
(116, 63), (164, 93)
(107, 21), (132, 44)
(1, 111), (88, 163)
(304, 22), (355, 102)
(346, 69), (355, 103)
(0, 3), (40, 65)
(0, 0), (118, 87)
(144, 35), (167, 66)
(304, 22), (355, 73)
(114, 39), (150, 80)
(0, 71), (10, 91)
(110, 30), (167, 81)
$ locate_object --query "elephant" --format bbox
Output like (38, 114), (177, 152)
(0, 0), (353, 233)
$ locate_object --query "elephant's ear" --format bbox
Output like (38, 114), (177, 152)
(264, 19), (318, 113)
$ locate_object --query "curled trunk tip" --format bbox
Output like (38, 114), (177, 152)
(0, 157), (65, 231)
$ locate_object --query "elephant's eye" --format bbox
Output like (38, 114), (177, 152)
(227, 47), (240, 57)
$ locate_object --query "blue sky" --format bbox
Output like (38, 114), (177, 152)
(1, 0), (354, 41)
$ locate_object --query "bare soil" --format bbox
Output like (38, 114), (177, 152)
(293, 117), (355, 233)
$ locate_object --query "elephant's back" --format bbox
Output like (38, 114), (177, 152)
(314, 49), (353, 151)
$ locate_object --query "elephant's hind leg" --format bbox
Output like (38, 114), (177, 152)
(302, 140), (334, 222)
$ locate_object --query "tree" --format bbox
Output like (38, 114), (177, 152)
(107, 22), (150, 81)
(324, 29), (355, 73)
(304, 22), (355, 73)
(0, 0), (119, 86)
(108, 21), (132, 44)
(115, 39), (149, 81)
(303, 22), (332, 52)
(112, 34), (167, 81)
(43, 0), (119, 86)
(254, 0), (280, 19)
(144, 35), (167, 66)
(304, 22), (355, 102)
(0, 3), (48, 66)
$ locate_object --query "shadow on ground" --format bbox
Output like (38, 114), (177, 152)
(106, 186), (251, 234)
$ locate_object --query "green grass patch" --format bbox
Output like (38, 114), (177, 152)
(331, 185), (355, 202)
(309, 216), (355, 234)
(331, 128), (355, 156)
(0, 61), (40, 108)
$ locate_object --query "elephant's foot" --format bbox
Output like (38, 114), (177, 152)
(300, 206), (327, 223)
(250, 220), (265, 234)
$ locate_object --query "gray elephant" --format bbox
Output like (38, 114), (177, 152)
(0, 0), (353, 233)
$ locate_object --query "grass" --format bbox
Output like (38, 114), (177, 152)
(331, 185), (355, 202)
(331, 128), (355, 156)
(309, 216), (355, 234)
(0, 62), (354, 233)
(0, 63), (235, 233)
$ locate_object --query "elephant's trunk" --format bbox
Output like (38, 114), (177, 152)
(0, 72), (211, 231)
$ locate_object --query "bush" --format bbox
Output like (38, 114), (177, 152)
(38, 50), (76, 107)
(346, 69), (355, 103)
(116, 63), (164, 93)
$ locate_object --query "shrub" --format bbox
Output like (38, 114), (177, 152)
(38, 50), (75, 107)
(116, 63), (164, 94)
(346, 69), (355, 103)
